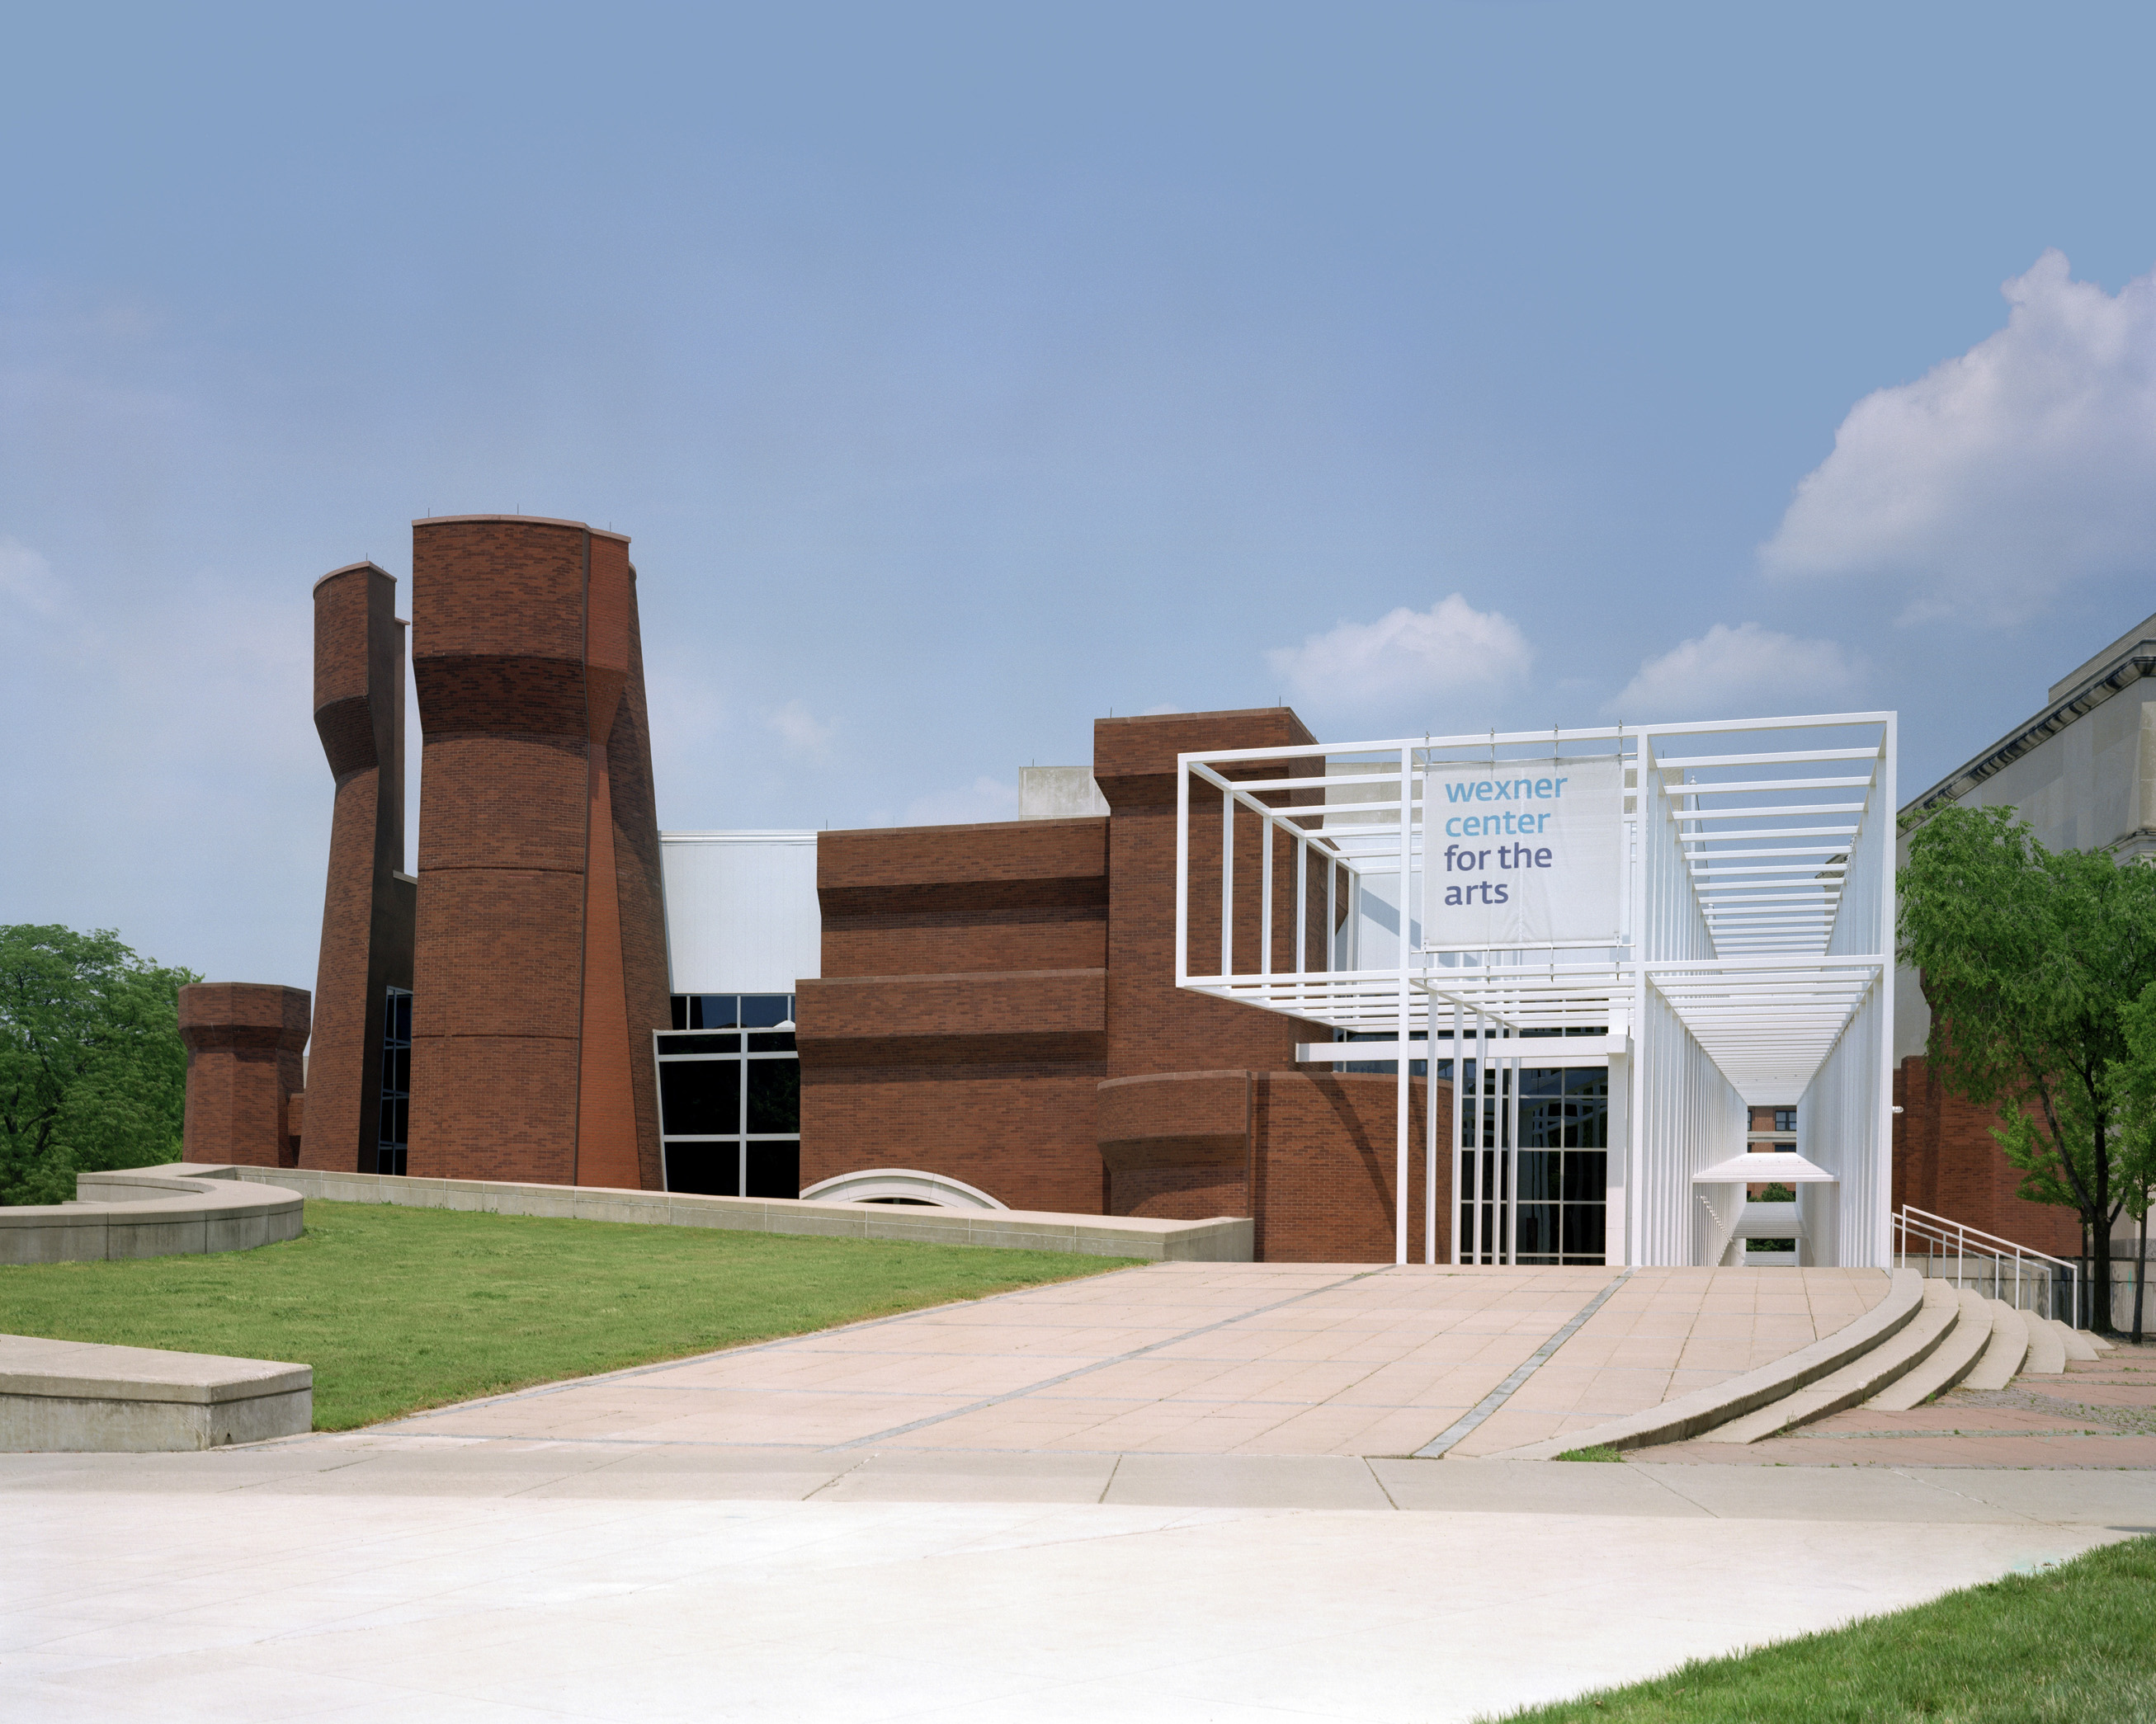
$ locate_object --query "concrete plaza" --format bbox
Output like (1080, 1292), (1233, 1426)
(367, 1261), (1891, 1461)
(9, 1263), (2154, 1721)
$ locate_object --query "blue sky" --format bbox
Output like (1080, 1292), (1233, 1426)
(7, 2), (2156, 985)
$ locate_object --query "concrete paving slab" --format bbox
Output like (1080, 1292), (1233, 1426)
(1635, 1462), (2057, 1523)
(1103, 1453), (1394, 1509)
(10, 1487), (2124, 1724)
(309, 1264), (1889, 1467)
(1920, 1466), (2156, 1527)
(1370, 1457), (1709, 1515)
(814, 1449), (1117, 1503)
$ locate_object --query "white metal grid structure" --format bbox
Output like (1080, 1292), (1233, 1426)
(1172, 714), (1896, 1269)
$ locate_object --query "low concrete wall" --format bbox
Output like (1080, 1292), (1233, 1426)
(0, 1333), (312, 1452)
(0, 1167), (304, 1265)
(217, 1165), (1253, 1261)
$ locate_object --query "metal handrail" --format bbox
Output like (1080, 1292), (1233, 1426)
(1894, 1205), (2084, 1326)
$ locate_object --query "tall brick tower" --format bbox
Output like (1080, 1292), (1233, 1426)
(407, 516), (668, 1188)
(304, 563), (417, 1172)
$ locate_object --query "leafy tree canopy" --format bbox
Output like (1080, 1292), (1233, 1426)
(1899, 803), (2156, 1328)
(0, 925), (198, 1206)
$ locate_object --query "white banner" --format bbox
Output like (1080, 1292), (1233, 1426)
(1423, 756), (1624, 949)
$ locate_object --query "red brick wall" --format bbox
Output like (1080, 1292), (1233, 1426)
(179, 983), (310, 1168)
(1894, 1056), (2082, 1256)
(1094, 710), (1332, 1081)
(1253, 1072), (1445, 1263)
(608, 558), (670, 1192)
(800, 818), (1110, 1213)
(800, 709), (1442, 1260)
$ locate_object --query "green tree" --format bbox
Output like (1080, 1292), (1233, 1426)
(2107, 982), (2156, 1343)
(0, 926), (198, 1206)
(1898, 805), (2156, 1332)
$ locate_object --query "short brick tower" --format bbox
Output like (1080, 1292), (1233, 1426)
(178, 982), (310, 1168)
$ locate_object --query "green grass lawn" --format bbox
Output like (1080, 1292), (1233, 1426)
(1488, 1534), (2156, 1723)
(0, 1200), (1136, 1429)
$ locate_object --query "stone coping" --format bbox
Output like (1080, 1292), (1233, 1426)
(0, 1167), (304, 1265)
(0, 1334), (310, 1406)
(1477, 1268), (1926, 1460)
(211, 1165), (1253, 1261)
(0, 1333), (314, 1453)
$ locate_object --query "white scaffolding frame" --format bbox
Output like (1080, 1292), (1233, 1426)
(1172, 713), (1897, 1268)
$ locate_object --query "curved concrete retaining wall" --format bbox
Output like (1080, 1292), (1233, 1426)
(0, 1333), (311, 1452)
(215, 1164), (1253, 1261)
(0, 1167), (304, 1265)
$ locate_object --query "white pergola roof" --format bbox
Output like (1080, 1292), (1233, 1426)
(1691, 1151), (1839, 1185)
(1173, 714), (1894, 1106)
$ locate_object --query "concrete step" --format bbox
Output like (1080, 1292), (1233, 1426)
(2016, 1307), (2067, 1375)
(2050, 1318), (2101, 1361)
(2088, 1331), (2116, 1353)
(1703, 1279), (1962, 1444)
(1866, 1288), (1993, 1411)
(1476, 1269), (1927, 1461)
(1960, 1298), (2031, 1390)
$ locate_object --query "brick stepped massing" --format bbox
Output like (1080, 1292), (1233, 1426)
(404, 516), (669, 1189)
(798, 708), (1447, 1262)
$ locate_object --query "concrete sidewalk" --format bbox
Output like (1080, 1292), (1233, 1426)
(8, 1443), (2152, 1722)
(11, 1434), (2156, 1520)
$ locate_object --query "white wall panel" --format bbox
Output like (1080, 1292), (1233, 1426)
(660, 831), (820, 994)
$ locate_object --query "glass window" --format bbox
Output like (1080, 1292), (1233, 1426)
(1458, 1057), (1607, 1265)
(657, 1000), (801, 1198)
(1773, 1108), (1797, 1133)
(745, 1139), (800, 1199)
(746, 1061), (800, 1135)
(658, 1061), (739, 1136)
(664, 1142), (741, 1197)
(658, 1032), (740, 1055)
(375, 986), (413, 1177)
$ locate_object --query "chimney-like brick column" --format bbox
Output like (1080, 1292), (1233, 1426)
(178, 983), (311, 1167)
(304, 563), (415, 1171)
(407, 516), (667, 1187)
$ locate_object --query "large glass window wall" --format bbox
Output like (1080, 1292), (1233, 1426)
(1441, 1029), (1610, 1267)
(656, 993), (799, 1197)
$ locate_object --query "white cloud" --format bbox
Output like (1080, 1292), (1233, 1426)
(1609, 623), (1863, 722)
(1762, 249), (2156, 624)
(1266, 594), (1532, 709)
(905, 775), (1019, 826)
(765, 698), (838, 764)
(0, 539), (65, 619)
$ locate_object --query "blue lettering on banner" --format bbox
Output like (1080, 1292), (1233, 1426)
(1445, 777), (1568, 805)
(1442, 811), (1554, 837)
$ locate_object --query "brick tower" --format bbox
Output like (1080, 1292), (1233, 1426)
(407, 516), (668, 1188)
(177, 982), (311, 1167)
(304, 563), (416, 1172)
